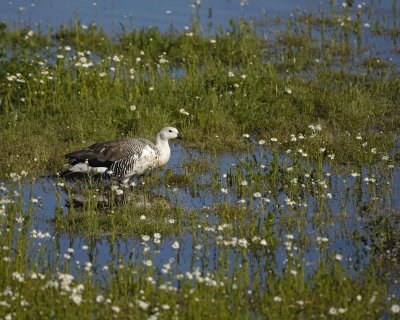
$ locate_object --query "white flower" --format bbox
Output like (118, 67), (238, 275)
(172, 241), (180, 250)
(179, 108), (189, 116)
(12, 272), (24, 283)
(258, 139), (266, 145)
(111, 306), (120, 313)
(242, 133), (250, 138)
(210, 39), (216, 44)
(96, 295), (105, 303)
(270, 137), (277, 142)
(221, 188), (228, 194)
(143, 260), (153, 267)
(329, 307), (338, 315)
(112, 55), (120, 62)
(141, 235), (150, 242)
(65, 46), (72, 51)
(285, 87), (292, 94)
(260, 239), (267, 246)
(273, 296), (282, 302)
(335, 253), (343, 261)
(84, 262), (92, 272)
(228, 71), (234, 77)
(130, 105), (136, 111)
(158, 55), (168, 64)
(391, 304), (400, 313)
(137, 300), (149, 310)
(253, 192), (262, 198)
(70, 293), (82, 305)
(238, 238), (248, 248)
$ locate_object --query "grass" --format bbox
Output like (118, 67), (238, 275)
(0, 170), (399, 319)
(0, 4), (399, 177)
(0, 1), (399, 319)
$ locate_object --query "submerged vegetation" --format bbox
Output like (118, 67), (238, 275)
(0, 0), (399, 319)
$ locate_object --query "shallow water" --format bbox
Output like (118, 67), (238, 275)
(2, 1), (399, 69)
(13, 143), (399, 287)
(1, 0), (318, 32)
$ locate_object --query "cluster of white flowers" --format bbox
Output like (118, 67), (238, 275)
(31, 229), (51, 239)
(179, 108), (190, 116)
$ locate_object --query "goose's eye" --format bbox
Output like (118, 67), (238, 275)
(168, 130), (172, 132)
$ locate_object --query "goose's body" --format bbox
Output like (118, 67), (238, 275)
(63, 127), (181, 184)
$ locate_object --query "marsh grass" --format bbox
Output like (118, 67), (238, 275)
(0, 2), (399, 177)
(0, 1), (399, 319)
(0, 178), (398, 319)
(53, 180), (182, 238)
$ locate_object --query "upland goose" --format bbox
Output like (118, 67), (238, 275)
(62, 127), (182, 185)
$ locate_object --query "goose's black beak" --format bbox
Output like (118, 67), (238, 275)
(177, 133), (183, 140)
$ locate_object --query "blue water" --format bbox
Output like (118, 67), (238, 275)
(15, 142), (400, 285)
(1, 0), (311, 31)
(1, 0), (397, 33)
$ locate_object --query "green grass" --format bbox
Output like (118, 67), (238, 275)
(0, 2), (399, 319)
(0, 7), (399, 177)
(0, 175), (399, 319)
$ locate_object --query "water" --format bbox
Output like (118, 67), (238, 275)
(2, 0), (398, 66)
(1, 0), (313, 32)
(14, 142), (399, 285)
(1, 1), (397, 32)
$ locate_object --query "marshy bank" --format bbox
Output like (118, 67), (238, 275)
(0, 1), (399, 319)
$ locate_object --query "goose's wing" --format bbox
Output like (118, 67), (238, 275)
(110, 139), (160, 177)
(65, 138), (157, 168)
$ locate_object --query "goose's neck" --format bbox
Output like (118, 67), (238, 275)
(155, 134), (171, 163)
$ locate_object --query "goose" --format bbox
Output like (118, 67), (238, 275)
(62, 127), (182, 185)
